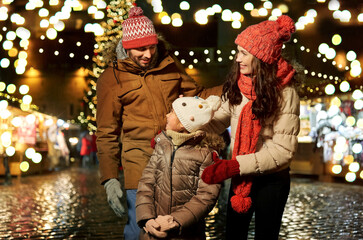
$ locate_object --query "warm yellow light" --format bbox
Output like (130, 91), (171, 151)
(172, 18), (183, 27)
(38, 8), (49, 17)
(349, 162), (360, 173)
(11, 116), (22, 127)
(325, 84), (335, 95)
(171, 13), (181, 20)
(221, 9), (232, 21)
(343, 155), (354, 165)
(345, 172), (356, 182)
(20, 103), (30, 111)
(8, 48), (18, 57)
(19, 84), (29, 94)
(6, 83), (16, 94)
(339, 81), (350, 92)
(244, 2), (254, 11)
(3, 40), (13, 50)
(331, 97), (341, 107)
(25, 147), (35, 159)
(180, 1), (190, 10)
(54, 21), (65, 32)
(345, 116), (355, 127)
(20, 161), (30, 172)
(278, 4), (288, 13)
(352, 143), (362, 154)
(161, 15), (171, 24)
(331, 164), (342, 174)
(1, 131), (12, 147)
(6, 146), (15, 156)
(32, 152), (42, 164)
(0, 82), (5, 91)
(94, 11), (105, 20)
(46, 28), (57, 40)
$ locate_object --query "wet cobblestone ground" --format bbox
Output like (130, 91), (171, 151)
(1, 167), (362, 239)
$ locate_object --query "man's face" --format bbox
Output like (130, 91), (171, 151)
(127, 44), (157, 69)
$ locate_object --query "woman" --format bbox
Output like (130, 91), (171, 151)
(201, 15), (300, 240)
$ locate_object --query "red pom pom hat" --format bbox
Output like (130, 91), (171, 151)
(235, 15), (296, 64)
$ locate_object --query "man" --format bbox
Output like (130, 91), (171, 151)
(96, 6), (222, 239)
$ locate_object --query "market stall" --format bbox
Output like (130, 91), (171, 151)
(291, 89), (363, 183)
(0, 100), (70, 179)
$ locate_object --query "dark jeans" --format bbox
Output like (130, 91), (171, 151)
(226, 168), (291, 240)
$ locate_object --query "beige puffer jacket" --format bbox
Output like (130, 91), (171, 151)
(136, 131), (223, 239)
(205, 86), (300, 175)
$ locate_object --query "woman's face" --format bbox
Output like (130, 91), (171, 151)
(236, 45), (254, 75)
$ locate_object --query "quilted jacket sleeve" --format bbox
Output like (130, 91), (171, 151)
(135, 152), (158, 227)
(236, 86), (300, 175)
(171, 151), (221, 232)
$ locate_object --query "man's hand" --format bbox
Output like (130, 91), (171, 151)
(201, 152), (240, 184)
(144, 219), (167, 238)
(104, 178), (126, 217)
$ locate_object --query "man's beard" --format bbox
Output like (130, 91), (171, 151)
(138, 50), (159, 70)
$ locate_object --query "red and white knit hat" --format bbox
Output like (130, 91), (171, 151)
(122, 6), (158, 49)
(235, 15), (295, 64)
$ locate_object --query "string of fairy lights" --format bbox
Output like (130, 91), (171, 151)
(146, 0), (362, 85)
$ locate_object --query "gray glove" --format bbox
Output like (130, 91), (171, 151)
(104, 178), (126, 217)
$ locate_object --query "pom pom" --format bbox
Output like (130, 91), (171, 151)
(206, 95), (221, 112)
(231, 194), (252, 213)
(276, 15), (295, 41)
(129, 6), (143, 18)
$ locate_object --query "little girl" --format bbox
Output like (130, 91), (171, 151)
(136, 96), (223, 239)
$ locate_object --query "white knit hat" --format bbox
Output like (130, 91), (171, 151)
(172, 96), (221, 132)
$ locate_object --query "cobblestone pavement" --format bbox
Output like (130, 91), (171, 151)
(0, 167), (362, 239)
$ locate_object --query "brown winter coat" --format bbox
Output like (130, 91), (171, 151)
(96, 41), (222, 188)
(136, 131), (222, 239)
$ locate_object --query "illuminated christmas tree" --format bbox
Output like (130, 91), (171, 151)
(76, 0), (136, 131)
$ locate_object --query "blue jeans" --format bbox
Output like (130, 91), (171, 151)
(124, 189), (140, 240)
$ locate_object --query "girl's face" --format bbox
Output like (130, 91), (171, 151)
(166, 109), (185, 132)
(236, 45), (254, 75)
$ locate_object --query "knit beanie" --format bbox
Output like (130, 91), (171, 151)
(172, 96), (221, 133)
(235, 15), (295, 64)
(122, 7), (158, 49)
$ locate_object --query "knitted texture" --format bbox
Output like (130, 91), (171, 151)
(122, 6), (158, 49)
(230, 74), (262, 214)
(231, 60), (295, 213)
(173, 96), (221, 132)
(201, 152), (240, 184)
(235, 15), (295, 64)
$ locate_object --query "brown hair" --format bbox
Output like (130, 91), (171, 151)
(222, 55), (285, 125)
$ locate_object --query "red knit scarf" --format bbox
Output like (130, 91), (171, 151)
(230, 57), (295, 213)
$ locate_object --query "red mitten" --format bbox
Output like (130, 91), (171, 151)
(202, 152), (240, 184)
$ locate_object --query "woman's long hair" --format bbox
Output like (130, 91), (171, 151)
(222, 55), (282, 125)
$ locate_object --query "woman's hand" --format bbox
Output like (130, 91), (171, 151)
(201, 152), (240, 184)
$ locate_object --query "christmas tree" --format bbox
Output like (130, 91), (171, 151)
(75, 0), (136, 131)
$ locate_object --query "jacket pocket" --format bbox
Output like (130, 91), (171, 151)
(159, 72), (181, 81)
(159, 72), (181, 102)
(116, 78), (142, 98)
